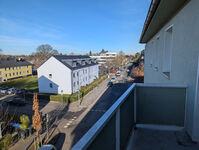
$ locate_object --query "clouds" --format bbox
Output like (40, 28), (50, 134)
(0, 17), (65, 40)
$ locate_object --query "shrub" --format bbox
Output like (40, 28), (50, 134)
(0, 134), (12, 150)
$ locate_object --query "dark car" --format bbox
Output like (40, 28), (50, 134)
(6, 98), (26, 106)
(107, 81), (113, 87)
(16, 89), (26, 95)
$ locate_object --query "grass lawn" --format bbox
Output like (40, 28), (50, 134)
(0, 76), (38, 92)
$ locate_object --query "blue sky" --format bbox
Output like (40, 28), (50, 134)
(0, 0), (150, 55)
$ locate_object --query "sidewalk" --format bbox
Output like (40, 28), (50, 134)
(9, 77), (110, 150)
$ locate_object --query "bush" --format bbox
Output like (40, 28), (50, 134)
(0, 134), (12, 150)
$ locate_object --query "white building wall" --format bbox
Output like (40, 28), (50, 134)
(144, 0), (199, 141)
(37, 57), (72, 94)
(72, 64), (99, 93)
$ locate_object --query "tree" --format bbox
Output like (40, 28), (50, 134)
(36, 44), (58, 59)
(89, 50), (92, 56)
(100, 49), (107, 54)
(31, 44), (59, 69)
(32, 93), (42, 149)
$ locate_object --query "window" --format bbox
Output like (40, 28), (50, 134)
(73, 82), (76, 87)
(0, 71), (1, 75)
(149, 42), (153, 66)
(73, 73), (75, 78)
(27, 71), (29, 73)
(49, 83), (53, 88)
(16, 72), (18, 75)
(20, 72), (21, 75)
(77, 81), (79, 85)
(77, 72), (79, 77)
(9, 67), (11, 70)
(49, 74), (52, 78)
(5, 74), (7, 77)
(5, 68), (6, 71)
(163, 25), (173, 78)
(9, 73), (11, 76)
(13, 73), (15, 76)
(154, 36), (160, 70)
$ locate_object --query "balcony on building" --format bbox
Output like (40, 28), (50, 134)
(71, 83), (199, 150)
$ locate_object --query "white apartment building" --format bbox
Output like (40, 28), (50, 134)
(91, 52), (117, 64)
(37, 55), (99, 94)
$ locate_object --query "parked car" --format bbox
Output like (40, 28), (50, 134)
(116, 72), (120, 77)
(110, 76), (116, 82)
(6, 98), (26, 106)
(0, 88), (9, 94)
(16, 89), (26, 95)
(7, 88), (16, 94)
(39, 144), (57, 150)
(107, 81), (113, 87)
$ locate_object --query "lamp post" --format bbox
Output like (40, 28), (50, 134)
(0, 121), (4, 139)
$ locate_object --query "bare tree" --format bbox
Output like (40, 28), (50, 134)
(31, 44), (59, 69)
(36, 44), (59, 59)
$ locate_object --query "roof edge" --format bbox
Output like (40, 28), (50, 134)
(139, 0), (161, 43)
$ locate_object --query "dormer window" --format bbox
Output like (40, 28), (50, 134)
(72, 61), (77, 67)
(82, 60), (85, 65)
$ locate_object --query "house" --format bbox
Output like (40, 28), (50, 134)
(71, 0), (199, 149)
(0, 58), (33, 82)
(37, 55), (99, 94)
(90, 51), (117, 64)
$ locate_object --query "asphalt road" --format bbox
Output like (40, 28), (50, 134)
(54, 67), (133, 150)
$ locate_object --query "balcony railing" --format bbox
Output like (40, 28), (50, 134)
(71, 83), (187, 150)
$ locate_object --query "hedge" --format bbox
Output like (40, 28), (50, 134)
(49, 75), (108, 103)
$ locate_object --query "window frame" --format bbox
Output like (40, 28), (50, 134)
(162, 24), (174, 79)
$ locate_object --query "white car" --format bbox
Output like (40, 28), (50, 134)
(110, 76), (116, 82)
(39, 144), (57, 150)
(7, 88), (16, 94)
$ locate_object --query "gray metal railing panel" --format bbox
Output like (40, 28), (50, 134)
(120, 91), (135, 150)
(87, 114), (116, 150)
(136, 86), (186, 126)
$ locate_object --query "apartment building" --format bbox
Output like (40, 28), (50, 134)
(37, 55), (99, 94)
(91, 51), (117, 64)
(0, 58), (33, 82)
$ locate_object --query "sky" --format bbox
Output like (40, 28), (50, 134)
(0, 0), (150, 55)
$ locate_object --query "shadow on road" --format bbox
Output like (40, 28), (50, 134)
(48, 132), (66, 150)
(69, 81), (132, 149)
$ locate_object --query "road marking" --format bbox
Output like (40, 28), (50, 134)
(90, 109), (106, 112)
(63, 116), (78, 128)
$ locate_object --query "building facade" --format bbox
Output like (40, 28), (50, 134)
(37, 55), (99, 94)
(140, 0), (199, 141)
(91, 52), (117, 64)
(0, 58), (33, 82)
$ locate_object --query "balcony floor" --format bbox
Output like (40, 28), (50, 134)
(126, 127), (199, 150)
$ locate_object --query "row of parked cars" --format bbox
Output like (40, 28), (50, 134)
(107, 71), (121, 87)
(0, 87), (26, 95)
